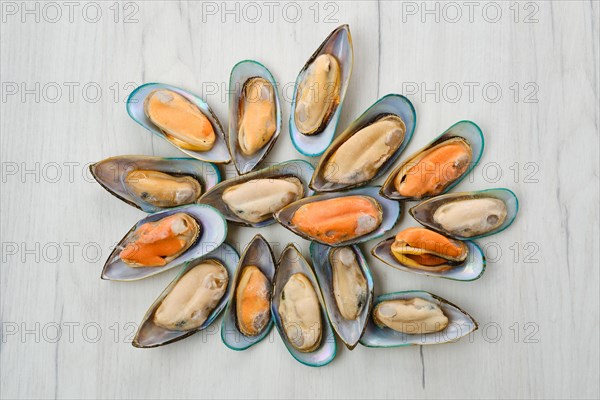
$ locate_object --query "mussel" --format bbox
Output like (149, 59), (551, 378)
(294, 54), (341, 136)
(221, 235), (276, 351)
(222, 177), (304, 224)
(120, 212), (200, 268)
(101, 204), (227, 281)
(360, 291), (478, 347)
(144, 89), (216, 151)
(310, 243), (373, 350)
(288, 196), (382, 245)
(229, 61), (281, 174)
(278, 272), (322, 352)
(371, 227), (485, 281)
(275, 186), (400, 247)
(271, 244), (336, 366)
(127, 83), (231, 163)
(311, 94), (416, 192)
(89, 156), (220, 213)
(410, 189), (519, 240)
(133, 243), (238, 348)
(153, 260), (228, 331)
(389, 227), (467, 272)
(200, 160), (314, 227)
(290, 25), (353, 157)
(125, 170), (201, 208)
(381, 121), (484, 200)
(373, 297), (448, 334)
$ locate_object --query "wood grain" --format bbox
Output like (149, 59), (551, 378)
(1, 1), (598, 398)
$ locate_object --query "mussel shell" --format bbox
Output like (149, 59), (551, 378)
(310, 242), (373, 350)
(228, 60), (281, 174)
(311, 94), (416, 192)
(101, 204), (227, 281)
(127, 83), (231, 164)
(360, 291), (478, 347)
(409, 188), (519, 240)
(381, 120), (484, 200)
(289, 24), (353, 157)
(271, 244), (336, 367)
(221, 234), (276, 351)
(200, 160), (314, 227)
(132, 242), (239, 348)
(371, 237), (485, 281)
(275, 186), (401, 247)
(90, 155), (220, 213)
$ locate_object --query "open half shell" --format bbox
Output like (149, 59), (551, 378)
(221, 234), (275, 351)
(381, 120), (484, 200)
(228, 60), (281, 174)
(311, 94), (416, 192)
(359, 291), (478, 348)
(101, 204), (227, 281)
(409, 188), (519, 240)
(310, 242), (373, 349)
(127, 83), (230, 164)
(132, 242), (239, 348)
(199, 160), (314, 227)
(275, 186), (401, 247)
(371, 236), (485, 281)
(271, 244), (336, 367)
(90, 155), (220, 213)
(289, 24), (353, 157)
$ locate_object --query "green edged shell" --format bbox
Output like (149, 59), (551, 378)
(310, 242), (374, 349)
(132, 242), (239, 348)
(360, 291), (478, 348)
(271, 244), (337, 367)
(221, 234), (276, 351)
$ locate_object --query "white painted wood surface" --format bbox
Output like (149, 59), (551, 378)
(1, 1), (598, 398)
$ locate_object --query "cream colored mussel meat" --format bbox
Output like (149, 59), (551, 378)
(125, 170), (202, 208)
(373, 297), (448, 334)
(330, 247), (368, 320)
(222, 177), (304, 223)
(278, 273), (322, 352)
(154, 260), (229, 331)
(433, 197), (507, 238)
(238, 77), (277, 156)
(294, 54), (341, 135)
(324, 115), (406, 184)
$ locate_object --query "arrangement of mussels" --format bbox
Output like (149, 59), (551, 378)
(91, 25), (518, 366)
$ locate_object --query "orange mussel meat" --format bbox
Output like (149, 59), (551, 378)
(290, 196), (382, 244)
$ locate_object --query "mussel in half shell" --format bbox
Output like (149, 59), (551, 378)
(381, 121), (484, 200)
(360, 291), (478, 347)
(410, 189), (519, 240)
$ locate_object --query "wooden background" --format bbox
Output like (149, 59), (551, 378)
(1, 1), (598, 398)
